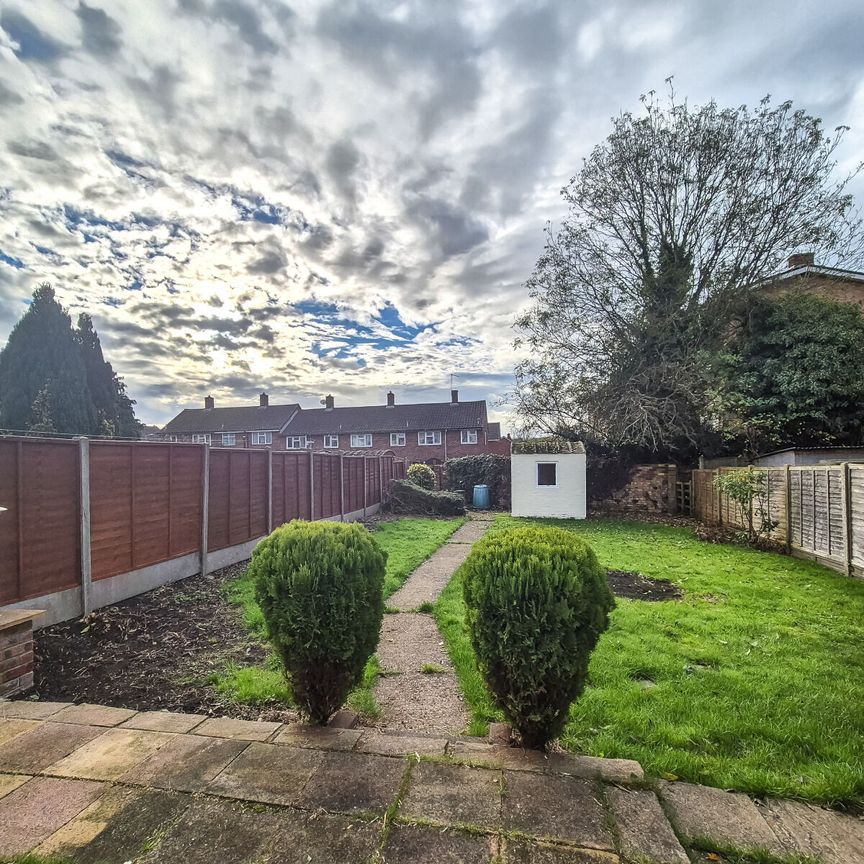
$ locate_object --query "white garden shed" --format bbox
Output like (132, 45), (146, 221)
(510, 439), (587, 519)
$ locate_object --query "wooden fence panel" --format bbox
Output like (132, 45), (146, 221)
(850, 467), (864, 568)
(0, 439), (80, 604)
(271, 452), (311, 526)
(90, 443), (133, 580)
(169, 446), (204, 558)
(345, 457), (364, 513)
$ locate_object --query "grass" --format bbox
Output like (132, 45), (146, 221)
(435, 515), (864, 805)
(213, 517), (464, 715)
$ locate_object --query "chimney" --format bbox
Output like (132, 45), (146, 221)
(204, 395), (214, 410)
(450, 389), (459, 404)
(259, 392), (269, 408)
(386, 391), (395, 407)
(788, 252), (815, 269)
(324, 394), (334, 411)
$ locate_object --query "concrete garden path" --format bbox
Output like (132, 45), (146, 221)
(1, 701), (862, 864)
(375, 513), (493, 734)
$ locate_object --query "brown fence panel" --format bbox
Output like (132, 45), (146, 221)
(314, 452), (340, 519)
(272, 451), (312, 526)
(850, 467), (864, 569)
(0, 438), (80, 604)
(169, 446), (204, 558)
(366, 457), (382, 506)
(344, 456), (364, 513)
(90, 443), (133, 579)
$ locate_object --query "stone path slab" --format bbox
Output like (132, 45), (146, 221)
(388, 542), (474, 610)
(0, 705), (861, 863)
(0, 720), (106, 773)
(607, 787), (689, 864)
(660, 780), (786, 855)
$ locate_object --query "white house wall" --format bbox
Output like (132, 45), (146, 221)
(510, 453), (587, 519)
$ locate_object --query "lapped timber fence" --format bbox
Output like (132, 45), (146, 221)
(0, 437), (406, 623)
(692, 465), (864, 577)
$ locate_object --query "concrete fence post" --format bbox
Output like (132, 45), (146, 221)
(267, 449), (273, 533)
(200, 444), (210, 578)
(363, 457), (368, 518)
(309, 451), (315, 521)
(78, 437), (92, 617)
(784, 465), (792, 553)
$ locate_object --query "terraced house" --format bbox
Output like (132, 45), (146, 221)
(161, 390), (510, 463)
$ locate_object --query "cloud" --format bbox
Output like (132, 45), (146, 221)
(0, 0), (862, 430)
(76, 2), (123, 58)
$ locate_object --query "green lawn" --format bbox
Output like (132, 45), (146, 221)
(435, 515), (864, 805)
(213, 516), (464, 713)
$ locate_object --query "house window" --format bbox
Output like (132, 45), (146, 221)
(460, 429), (478, 444)
(537, 462), (558, 487)
(221, 433), (236, 447)
(192, 434), (211, 444)
(390, 432), (406, 446)
(324, 434), (339, 449)
(251, 431), (272, 445)
(418, 430), (441, 446)
(286, 436), (308, 449)
(351, 433), (373, 448)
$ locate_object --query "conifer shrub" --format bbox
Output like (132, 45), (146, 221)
(389, 479), (466, 515)
(462, 525), (614, 749)
(250, 520), (386, 724)
(407, 462), (437, 490)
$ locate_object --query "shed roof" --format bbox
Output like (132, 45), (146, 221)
(163, 403), (300, 434)
(512, 438), (585, 454)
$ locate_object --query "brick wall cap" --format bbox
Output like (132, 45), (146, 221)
(0, 609), (45, 631)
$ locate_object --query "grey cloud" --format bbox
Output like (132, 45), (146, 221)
(316, 2), (481, 138)
(127, 64), (183, 119)
(0, 80), (23, 106)
(213, 0), (288, 53)
(491, 2), (567, 70)
(8, 139), (59, 161)
(76, 1), (123, 58)
(248, 248), (287, 274)
(325, 138), (361, 205)
(406, 197), (489, 257)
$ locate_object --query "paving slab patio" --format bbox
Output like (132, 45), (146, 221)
(0, 704), (861, 863)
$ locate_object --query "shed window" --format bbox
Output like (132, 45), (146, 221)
(537, 462), (558, 486)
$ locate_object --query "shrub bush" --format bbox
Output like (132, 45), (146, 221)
(389, 479), (466, 516)
(462, 525), (614, 749)
(444, 454), (511, 509)
(250, 521), (386, 724)
(407, 462), (437, 490)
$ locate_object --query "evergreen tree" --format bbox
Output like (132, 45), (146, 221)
(74, 313), (142, 438)
(0, 284), (97, 434)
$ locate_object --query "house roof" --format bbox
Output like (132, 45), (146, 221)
(284, 400), (489, 435)
(487, 421), (501, 440)
(768, 263), (864, 286)
(163, 403), (300, 434)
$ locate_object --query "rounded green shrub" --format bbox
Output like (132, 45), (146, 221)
(462, 525), (614, 749)
(250, 520), (386, 724)
(407, 462), (436, 490)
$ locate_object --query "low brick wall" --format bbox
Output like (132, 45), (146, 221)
(591, 464), (678, 515)
(0, 610), (42, 697)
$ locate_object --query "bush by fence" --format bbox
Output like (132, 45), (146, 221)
(388, 479), (466, 516)
(444, 454), (511, 509)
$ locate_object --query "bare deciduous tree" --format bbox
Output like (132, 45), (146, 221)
(514, 88), (863, 455)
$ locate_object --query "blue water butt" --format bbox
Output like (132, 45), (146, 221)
(472, 484), (490, 509)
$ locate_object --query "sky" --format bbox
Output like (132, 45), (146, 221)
(1, 0), (864, 428)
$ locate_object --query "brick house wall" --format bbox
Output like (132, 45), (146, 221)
(165, 431), (287, 450)
(763, 273), (864, 308)
(295, 430), (510, 463)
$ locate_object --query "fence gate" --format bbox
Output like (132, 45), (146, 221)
(676, 481), (692, 516)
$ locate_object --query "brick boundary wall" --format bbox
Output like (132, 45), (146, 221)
(591, 464), (678, 515)
(0, 611), (42, 697)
